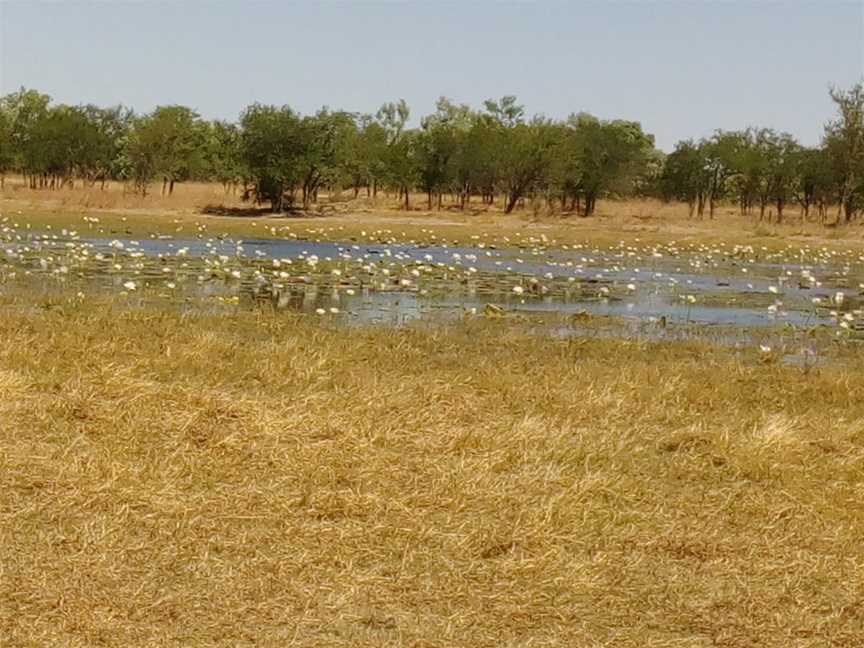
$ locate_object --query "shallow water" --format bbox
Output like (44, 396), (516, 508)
(4, 229), (863, 337)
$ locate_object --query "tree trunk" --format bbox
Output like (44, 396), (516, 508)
(271, 193), (283, 213)
(169, 179), (175, 195)
(504, 192), (519, 214)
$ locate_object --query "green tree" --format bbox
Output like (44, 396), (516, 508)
(824, 83), (864, 222)
(700, 131), (745, 218)
(481, 97), (558, 214)
(762, 131), (800, 223)
(80, 105), (133, 188)
(660, 140), (710, 216)
(415, 100), (469, 209)
(794, 147), (834, 221)
(205, 120), (244, 194)
(129, 106), (207, 195)
(122, 115), (159, 196)
(375, 100), (417, 208)
(1, 88), (51, 187)
(239, 103), (304, 212)
(0, 106), (15, 187)
(561, 114), (655, 216)
(297, 109), (357, 207)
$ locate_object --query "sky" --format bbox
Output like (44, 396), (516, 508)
(0, 1), (862, 151)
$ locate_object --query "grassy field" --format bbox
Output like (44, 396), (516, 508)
(2, 294), (864, 646)
(2, 176), (860, 253)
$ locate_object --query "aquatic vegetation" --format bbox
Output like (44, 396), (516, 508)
(3, 212), (864, 350)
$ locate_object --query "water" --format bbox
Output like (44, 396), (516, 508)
(2, 230), (862, 336)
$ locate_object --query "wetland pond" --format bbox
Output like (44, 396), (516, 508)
(3, 222), (864, 357)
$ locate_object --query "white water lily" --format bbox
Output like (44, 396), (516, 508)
(512, 286), (524, 295)
(123, 280), (137, 291)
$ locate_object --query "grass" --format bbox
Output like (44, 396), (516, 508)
(2, 293), (864, 646)
(2, 175), (861, 253)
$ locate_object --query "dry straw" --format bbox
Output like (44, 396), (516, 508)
(1, 295), (864, 646)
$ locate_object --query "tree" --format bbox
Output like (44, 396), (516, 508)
(415, 99), (471, 209)
(204, 120), (243, 194)
(79, 105), (133, 188)
(150, 106), (207, 194)
(455, 116), (498, 207)
(375, 100), (417, 208)
(1, 88), (51, 187)
(762, 132), (800, 223)
(794, 147), (834, 221)
(479, 97), (558, 214)
(824, 83), (864, 222)
(239, 103), (304, 212)
(297, 109), (357, 207)
(700, 131), (745, 218)
(0, 106), (15, 188)
(122, 115), (159, 196)
(660, 140), (710, 216)
(560, 114), (654, 216)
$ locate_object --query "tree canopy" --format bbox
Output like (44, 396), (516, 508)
(0, 83), (861, 223)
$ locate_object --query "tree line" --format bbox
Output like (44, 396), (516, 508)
(0, 84), (861, 222)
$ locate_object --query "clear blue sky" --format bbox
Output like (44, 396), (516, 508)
(1, 1), (861, 151)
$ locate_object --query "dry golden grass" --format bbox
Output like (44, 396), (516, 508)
(0, 176), (248, 212)
(3, 175), (861, 252)
(2, 295), (864, 646)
